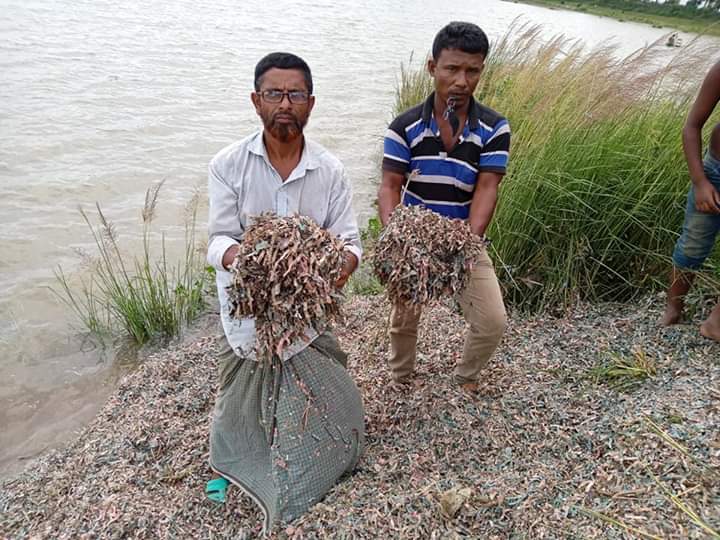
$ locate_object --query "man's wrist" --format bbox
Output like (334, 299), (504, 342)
(692, 176), (713, 188)
(469, 222), (486, 237)
(343, 251), (359, 275)
(222, 244), (240, 270)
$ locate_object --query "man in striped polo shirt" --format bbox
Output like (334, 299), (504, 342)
(377, 21), (509, 394)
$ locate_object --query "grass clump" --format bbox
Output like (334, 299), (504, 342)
(588, 347), (656, 391)
(346, 265), (384, 296)
(394, 23), (720, 311)
(54, 181), (209, 345)
(347, 216), (384, 296)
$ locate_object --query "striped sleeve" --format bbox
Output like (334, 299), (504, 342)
(478, 119), (510, 174)
(382, 118), (410, 175)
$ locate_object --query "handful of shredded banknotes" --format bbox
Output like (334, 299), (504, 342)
(226, 213), (346, 359)
(373, 204), (487, 307)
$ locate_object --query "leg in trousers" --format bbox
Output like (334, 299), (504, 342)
(388, 303), (422, 382)
(455, 250), (507, 384)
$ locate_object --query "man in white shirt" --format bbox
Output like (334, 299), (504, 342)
(205, 52), (364, 530)
(207, 55), (362, 359)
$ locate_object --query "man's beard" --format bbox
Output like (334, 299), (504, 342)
(262, 111), (307, 142)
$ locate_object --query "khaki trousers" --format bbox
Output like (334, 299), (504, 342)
(388, 250), (507, 384)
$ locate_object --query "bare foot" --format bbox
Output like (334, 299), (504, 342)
(700, 319), (720, 342)
(460, 382), (479, 395)
(661, 268), (694, 326)
(661, 303), (683, 326)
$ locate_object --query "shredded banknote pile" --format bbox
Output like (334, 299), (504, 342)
(373, 204), (487, 307)
(226, 213), (345, 358)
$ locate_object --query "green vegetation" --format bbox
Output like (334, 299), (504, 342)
(512, 0), (720, 36)
(347, 216), (384, 296)
(54, 181), (210, 345)
(588, 348), (656, 391)
(394, 25), (720, 311)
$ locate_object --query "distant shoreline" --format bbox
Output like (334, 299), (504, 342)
(507, 0), (720, 37)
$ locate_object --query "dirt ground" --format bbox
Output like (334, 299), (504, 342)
(1, 295), (718, 539)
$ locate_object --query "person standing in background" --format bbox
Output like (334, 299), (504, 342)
(662, 60), (720, 342)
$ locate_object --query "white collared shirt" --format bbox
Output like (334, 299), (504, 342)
(206, 131), (362, 360)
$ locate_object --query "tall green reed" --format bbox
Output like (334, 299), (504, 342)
(394, 23), (720, 311)
(54, 181), (209, 344)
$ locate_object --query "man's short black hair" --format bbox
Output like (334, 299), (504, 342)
(432, 22), (489, 60)
(254, 52), (313, 94)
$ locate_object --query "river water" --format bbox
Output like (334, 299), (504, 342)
(0, 0), (716, 477)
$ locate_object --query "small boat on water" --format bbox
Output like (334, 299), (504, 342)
(666, 32), (683, 47)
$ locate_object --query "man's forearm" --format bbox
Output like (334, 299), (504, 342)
(683, 125), (709, 187)
(468, 188), (498, 237)
(378, 186), (401, 226)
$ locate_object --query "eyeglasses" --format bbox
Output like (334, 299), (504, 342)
(260, 89), (311, 104)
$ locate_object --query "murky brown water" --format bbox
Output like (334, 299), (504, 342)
(0, 0), (714, 477)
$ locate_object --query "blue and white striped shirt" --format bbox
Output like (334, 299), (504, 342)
(382, 92), (510, 219)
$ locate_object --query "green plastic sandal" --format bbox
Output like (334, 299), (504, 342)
(206, 477), (229, 503)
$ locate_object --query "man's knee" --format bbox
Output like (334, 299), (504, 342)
(390, 304), (422, 335)
(483, 310), (507, 342)
(466, 302), (506, 342)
